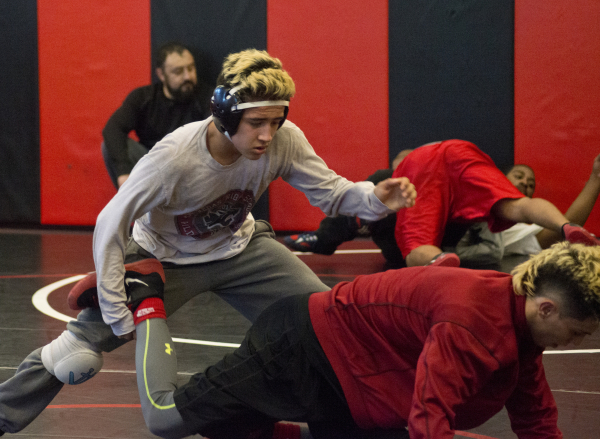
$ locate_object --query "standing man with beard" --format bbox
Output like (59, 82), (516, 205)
(101, 42), (213, 188)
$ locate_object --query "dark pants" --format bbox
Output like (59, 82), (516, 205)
(313, 169), (405, 268)
(314, 214), (404, 267)
(173, 294), (409, 439)
(101, 139), (149, 188)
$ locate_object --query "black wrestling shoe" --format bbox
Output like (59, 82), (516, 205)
(284, 233), (319, 253)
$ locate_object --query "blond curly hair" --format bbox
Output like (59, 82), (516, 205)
(216, 49), (295, 102)
(512, 242), (600, 320)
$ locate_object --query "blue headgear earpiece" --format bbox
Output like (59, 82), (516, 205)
(210, 85), (289, 139)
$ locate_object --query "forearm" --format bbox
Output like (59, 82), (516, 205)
(103, 89), (145, 176)
(505, 355), (561, 438)
(285, 148), (394, 220)
(564, 176), (600, 226)
(103, 122), (135, 177)
(535, 175), (600, 249)
(494, 198), (567, 233)
(94, 160), (164, 335)
(93, 204), (135, 335)
(410, 325), (495, 439)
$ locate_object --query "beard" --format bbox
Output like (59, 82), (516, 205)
(166, 80), (196, 103)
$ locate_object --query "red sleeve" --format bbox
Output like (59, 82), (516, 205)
(409, 322), (499, 439)
(505, 353), (562, 438)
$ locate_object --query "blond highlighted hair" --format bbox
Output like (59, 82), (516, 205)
(512, 242), (600, 319)
(217, 49), (295, 102)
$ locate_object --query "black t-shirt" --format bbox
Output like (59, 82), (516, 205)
(102, 82), (213, 176)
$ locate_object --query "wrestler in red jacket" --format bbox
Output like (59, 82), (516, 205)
(128, 241), (600, 439)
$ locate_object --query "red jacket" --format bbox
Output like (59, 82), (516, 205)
(309, 267), (561, 439)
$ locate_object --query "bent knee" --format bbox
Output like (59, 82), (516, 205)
(144, 408), (190, 439)
(41, 330), (103, 385)
(141, 392), (190, 439)
(146, 419), (176, 439)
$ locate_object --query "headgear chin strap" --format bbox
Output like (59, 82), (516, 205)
(210, 85), (289, 139)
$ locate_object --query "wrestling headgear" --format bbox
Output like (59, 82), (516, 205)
(210, 84), (289, 138)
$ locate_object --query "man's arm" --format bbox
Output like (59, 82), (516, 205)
(102, 88), (146, 181)
(280, 126), (415, 221)
(504, 353), (561, 438)
(409, 323), (499, 439)
(93, 156), (165, 338)
(536, 153), (600, 248)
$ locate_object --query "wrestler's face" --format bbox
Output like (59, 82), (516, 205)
(230, 106), (286, 160)
(528, 297), (598, 349)
(506, 165), (536, 197)
(531, 314), (597, 349)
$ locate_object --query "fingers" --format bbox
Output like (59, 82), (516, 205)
(403, 184), (417, 207)
(382, 177), (417, 208)
(391, 177), (417, 207)
(374, 177), (417, 210)
(404, 184), (417, 207)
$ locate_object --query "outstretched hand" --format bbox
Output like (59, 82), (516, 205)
(374, 177), (416, 211)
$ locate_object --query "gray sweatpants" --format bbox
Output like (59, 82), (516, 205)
(0, 221), (329, 433)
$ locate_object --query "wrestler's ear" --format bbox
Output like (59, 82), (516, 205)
(538, 300), (558, 319)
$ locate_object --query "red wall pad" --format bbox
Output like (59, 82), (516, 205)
(38, 0), (150, 225)
(515, 1), (600, 233)
(267, 0), (389, 231)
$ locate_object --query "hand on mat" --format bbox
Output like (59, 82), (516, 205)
(374, 177), (416, 210)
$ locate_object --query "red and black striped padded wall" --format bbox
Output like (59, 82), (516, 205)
(2, 1), (599, 233)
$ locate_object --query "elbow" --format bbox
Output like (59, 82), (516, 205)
(143, 411), (189, 439)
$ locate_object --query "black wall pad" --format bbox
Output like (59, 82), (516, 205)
(389, 1), (515, 169)
(0, 0), (40, 223)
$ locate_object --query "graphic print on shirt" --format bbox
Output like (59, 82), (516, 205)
(175, 190), (255, 239)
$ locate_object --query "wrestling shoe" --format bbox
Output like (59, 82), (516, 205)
(426, 252), (460, 267)
(68, 259), (165, 311)
(284, 233), (319, 253)
(562, 223), (600, 246)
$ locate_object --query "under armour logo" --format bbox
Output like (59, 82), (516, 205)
(165, 343), (173, 355)
(69, 368), (97, 385)
(125, 278), (149, 288)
